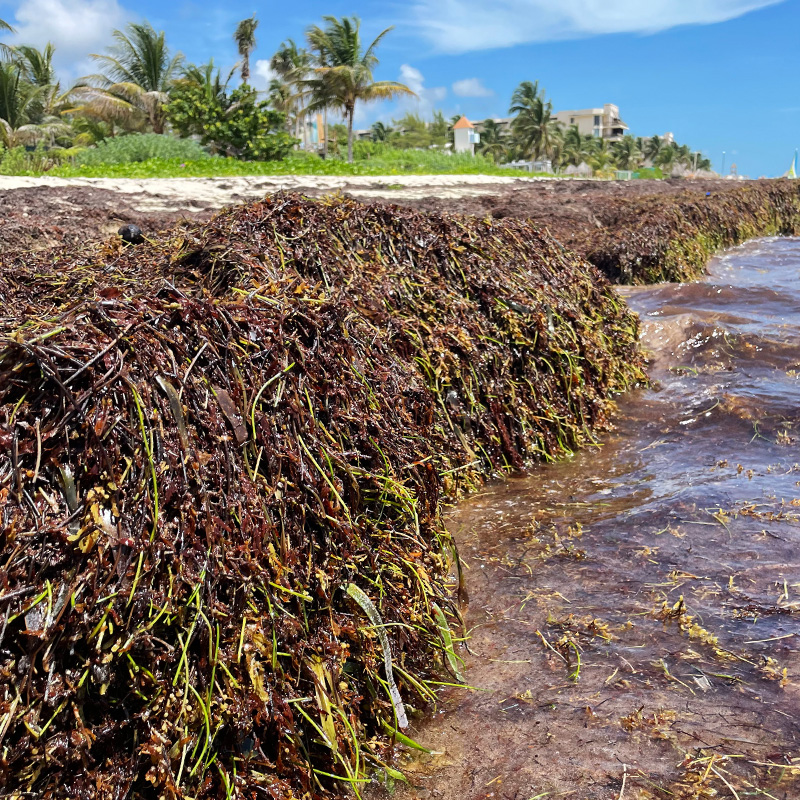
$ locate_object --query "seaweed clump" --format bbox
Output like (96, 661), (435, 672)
(0, 195), (643, 798)
(574, 179), (800, 283)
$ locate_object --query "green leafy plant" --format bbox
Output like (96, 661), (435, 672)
(73, 132), (209, 165)
(0, 142), (68, 174)
(167, 83), (295, 161)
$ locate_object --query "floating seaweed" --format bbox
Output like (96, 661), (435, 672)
(0, 195), (643, 798)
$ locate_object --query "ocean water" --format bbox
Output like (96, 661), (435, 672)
(393, 237), (800, 799)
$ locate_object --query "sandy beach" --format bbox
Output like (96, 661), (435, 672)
(0, 173), (741, 252)
(0, 173), (551, 209)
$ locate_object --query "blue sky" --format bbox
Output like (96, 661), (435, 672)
(1, 0), (798, 176)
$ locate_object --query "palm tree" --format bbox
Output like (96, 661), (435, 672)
(509, 80), (558, 161)
(69, 114), (115, 146)
(233, 16), (258, 85)
(177, 60), (234, 105)
(611, 135), (642, 170)
(12, 44), (71, 123)
(0, 62), (34, 146)
(0, 17), (14, 58)
(270, 40), (312, 146)
(675, 142), (692, 166)
(14, 43), (56, 87)
(370, 120), (391, 141)
(477, 118), (507, 163)
(268, 78), (294, 130)
(304, 16), (415, 162)
(644, 134), (664, 165)
(589, 138), (614, 172)
(561, 124), (584, 166)
(656, 145), (677, 175)
(80, 22), (183, 134)
(0, 61), (66, 147)
(550, 125), (569, 171)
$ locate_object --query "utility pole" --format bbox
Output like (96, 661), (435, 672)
(721, 150), (726, 176)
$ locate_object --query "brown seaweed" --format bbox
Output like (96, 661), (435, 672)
(0, 194), (644, 799)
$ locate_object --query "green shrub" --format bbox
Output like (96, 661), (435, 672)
(0, 144), (68, 175)
(352, 140), (390, 160)
(351, 146), (513, 174)
(634, 167), (664, 180)
(0, 146), (27, 175)
(75, 134), (210, 166)
(167, 84), (296, 161)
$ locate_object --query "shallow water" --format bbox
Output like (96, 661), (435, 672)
(397, 238), (800, 799)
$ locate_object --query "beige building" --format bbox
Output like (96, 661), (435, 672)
(552, 104), (629, 141)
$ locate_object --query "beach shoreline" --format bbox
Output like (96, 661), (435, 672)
(0, 173), (751, 253)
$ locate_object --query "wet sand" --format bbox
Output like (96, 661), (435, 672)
(390, 238), (800, 799)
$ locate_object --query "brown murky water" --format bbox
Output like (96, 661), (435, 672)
(396, 238), (800, 799)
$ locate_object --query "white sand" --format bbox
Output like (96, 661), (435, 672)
(0, 174), (551, 210)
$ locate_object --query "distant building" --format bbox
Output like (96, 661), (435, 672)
(453, 116), (480, 154)
(552, 104), (629, 141)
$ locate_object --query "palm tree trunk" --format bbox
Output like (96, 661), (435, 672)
(347, 106), (354, 163)
(323, 107), (328, 159)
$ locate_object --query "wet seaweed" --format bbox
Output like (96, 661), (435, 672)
(0, 194), (643, 798)
(574, 179), (800, 284)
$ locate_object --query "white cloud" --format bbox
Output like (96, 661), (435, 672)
(9, 0), (128, 77)
(411, 0), (784, 53)
(452, 77), (494, 97)
(252, 59), (276, 90)
(399, 64), (425, 95)
(398, 63), (446, 116)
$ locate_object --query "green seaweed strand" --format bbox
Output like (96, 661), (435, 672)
(346, 583), (408, 728)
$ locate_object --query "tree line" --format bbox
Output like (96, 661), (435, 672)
(370, 81), (711, 174)
(0, 13), (710, 174)
(0, 14), (412, 164)
(480, 81), (711, 173)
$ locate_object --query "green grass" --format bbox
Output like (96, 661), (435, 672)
(31, 154), (546, 180)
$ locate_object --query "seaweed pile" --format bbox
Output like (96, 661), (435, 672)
(574, 179), (800, 283)
(0, 195), (643, 798)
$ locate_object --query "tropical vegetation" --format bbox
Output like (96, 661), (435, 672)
(473, 81), (712, 175)
(233, 16), (258, 85)
(0, 12), (712, 178)
(303, 16), (415, 162)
